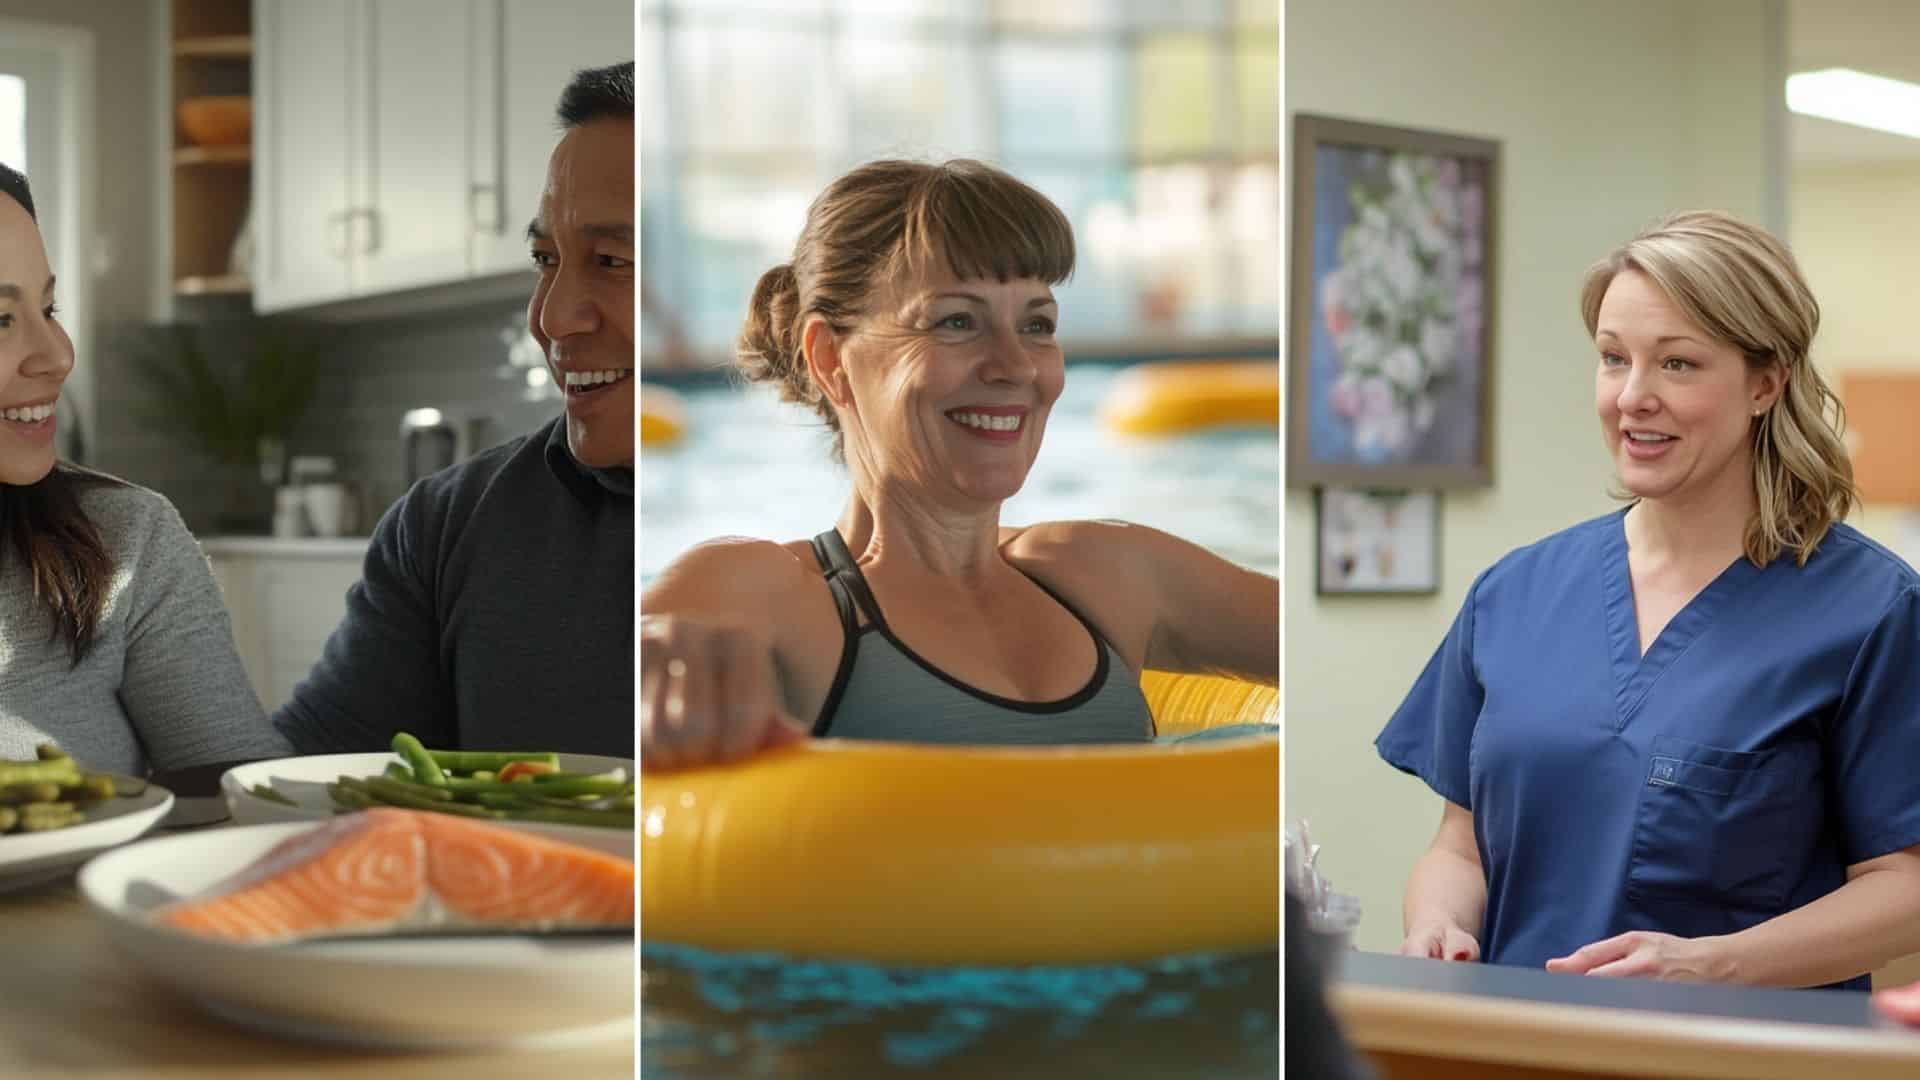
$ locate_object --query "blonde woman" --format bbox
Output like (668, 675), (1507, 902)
(1378, 211), (1920, 990)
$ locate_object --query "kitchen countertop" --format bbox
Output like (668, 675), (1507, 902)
(199, 536), (372, 558)
(1330, 950), (1920, 1079)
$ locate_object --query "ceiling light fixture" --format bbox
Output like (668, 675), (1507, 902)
(1786, 67), (1920, 140)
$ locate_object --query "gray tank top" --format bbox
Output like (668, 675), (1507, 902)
(808, 529), (1155, 744)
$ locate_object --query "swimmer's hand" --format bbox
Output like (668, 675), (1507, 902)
(640, 614), (808, 771)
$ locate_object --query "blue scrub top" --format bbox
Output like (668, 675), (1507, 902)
(1377, 510), (1920, 991)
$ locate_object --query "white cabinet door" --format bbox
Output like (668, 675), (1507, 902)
(471, 0), (635, 277)
(260, 560), (363, 711)
(253, 0), (357, 313)
(354, 0), (477, 296)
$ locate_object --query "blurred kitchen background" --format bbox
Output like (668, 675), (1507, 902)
(1285, 0), (1920, 986)
(0, 0), (632, 708)
(637, 0), (1282, 587)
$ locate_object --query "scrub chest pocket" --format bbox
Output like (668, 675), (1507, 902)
(1627, 734), (1819, 911)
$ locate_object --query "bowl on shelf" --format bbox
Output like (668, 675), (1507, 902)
(177, 96), (251, 148)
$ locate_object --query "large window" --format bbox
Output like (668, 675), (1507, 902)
(640, 0), (1280, 365)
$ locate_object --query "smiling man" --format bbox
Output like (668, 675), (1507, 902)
(273, 62), (635, 757)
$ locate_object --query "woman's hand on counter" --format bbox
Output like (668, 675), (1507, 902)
(1400, 919), (1481, 963)
(1545, 930), (1729, 982)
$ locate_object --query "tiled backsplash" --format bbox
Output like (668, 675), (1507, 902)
(92, 297), (562, 534)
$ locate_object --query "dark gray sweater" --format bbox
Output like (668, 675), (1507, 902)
(273, 418), (633, 756)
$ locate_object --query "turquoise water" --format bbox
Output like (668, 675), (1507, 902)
(641, 944), (1279, 1078)
(639, 363), (1280, 587)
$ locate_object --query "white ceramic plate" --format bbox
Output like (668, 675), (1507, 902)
(78, 820), (635, 1048)
(0, 779), (174, 892)
(221, 752), (633, 826)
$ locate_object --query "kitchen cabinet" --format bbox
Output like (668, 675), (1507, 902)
(469, 0), (636, 277)
(205, 539), (368, 712)
(252, 0), (632, 314)
(252, 0), (353, 310)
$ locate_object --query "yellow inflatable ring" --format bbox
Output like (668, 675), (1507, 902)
(641, 674), (1278, 967)
(639, 383), (687, 447)
(1144, 670), (1278, 735)
(1099, 360), (1280, 436)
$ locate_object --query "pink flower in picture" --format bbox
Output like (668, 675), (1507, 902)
(1329, 372), (1363, 420)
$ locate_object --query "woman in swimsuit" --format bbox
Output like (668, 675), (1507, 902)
(640, 159), (1277, 769)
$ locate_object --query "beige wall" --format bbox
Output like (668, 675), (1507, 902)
(1791, 160), (1920, 553)
(1284, 0), (1786, 952)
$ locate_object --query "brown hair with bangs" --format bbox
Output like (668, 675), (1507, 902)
(736, 159), (1075, 460)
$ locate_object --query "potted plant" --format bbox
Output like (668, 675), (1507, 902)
(132, 323), (320, 533)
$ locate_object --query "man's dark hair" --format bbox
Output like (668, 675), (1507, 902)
(557, 61), (633, 129)
(0, 162), (35, 220)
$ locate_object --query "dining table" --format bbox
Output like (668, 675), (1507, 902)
(0, 786), (636, 1079)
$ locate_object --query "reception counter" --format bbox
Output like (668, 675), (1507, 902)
(1329, 951), (1920, 1079)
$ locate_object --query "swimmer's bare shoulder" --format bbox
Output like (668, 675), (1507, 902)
(1001, 520), (1161, 669)
(641, 536), (821, 624)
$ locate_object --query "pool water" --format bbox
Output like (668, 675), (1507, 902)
(641, 944), (1280, 1078)
(639, 363), (1280, 587)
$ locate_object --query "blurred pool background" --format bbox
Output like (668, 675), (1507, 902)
(639, 360), (1279, 586)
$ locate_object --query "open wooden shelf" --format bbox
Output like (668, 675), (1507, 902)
(169, 0), (254, 305)
(174, 145), (250, 166)
(173, 35), (252, 59)
(174, 274), (252, 296)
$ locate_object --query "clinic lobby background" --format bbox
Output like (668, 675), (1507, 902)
(1283, 0), (1920, 987)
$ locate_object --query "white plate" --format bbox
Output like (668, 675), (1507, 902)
(78, 820), (635, 1048)
(0, 779), (173, 892)
(221, 752), (633, 826)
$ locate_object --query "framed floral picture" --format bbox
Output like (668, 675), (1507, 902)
(1316, 488), (1440, 596)
(1288, 114), (1500, 489)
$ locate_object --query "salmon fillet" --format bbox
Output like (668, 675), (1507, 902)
(154, 809), (633, 944)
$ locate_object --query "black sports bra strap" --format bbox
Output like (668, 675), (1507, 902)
(810, 531), (861, 637)
(817, 528), (887, 630)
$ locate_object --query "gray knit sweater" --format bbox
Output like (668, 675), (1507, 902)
(0, 471), (293, 774)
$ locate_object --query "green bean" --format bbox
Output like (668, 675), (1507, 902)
(390, 733), (447, 787)
(249, 784), (298, 807)
(0, 760), (81, 786)
(0, 782), (62, 805)
(17, 802), (84, 831)
(383, 762), (414, 781)
(34, 743), (69, 762)
(0, 807), (15, 831)
(327, 782), (378, 811)
(425, 750), (560, 773)
(61, 775), (117, 803)
(528, 770), (628, 785)
(470, 770), (496, 782)
(441, 776), (627, 798)
(362, 776), (456, 804)
(340, 776), (493, 818)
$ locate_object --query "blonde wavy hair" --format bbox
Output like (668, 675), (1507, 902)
(1579, 210), (1857, 567)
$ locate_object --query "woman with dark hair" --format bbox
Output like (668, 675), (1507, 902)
(0, 163), (289, 773)
(639, 158), (1277, 768)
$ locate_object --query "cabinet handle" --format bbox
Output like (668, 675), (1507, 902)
(328, 211), (351, 260)
(470, 184), (503, 234)
(356, 209), (381, 256)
